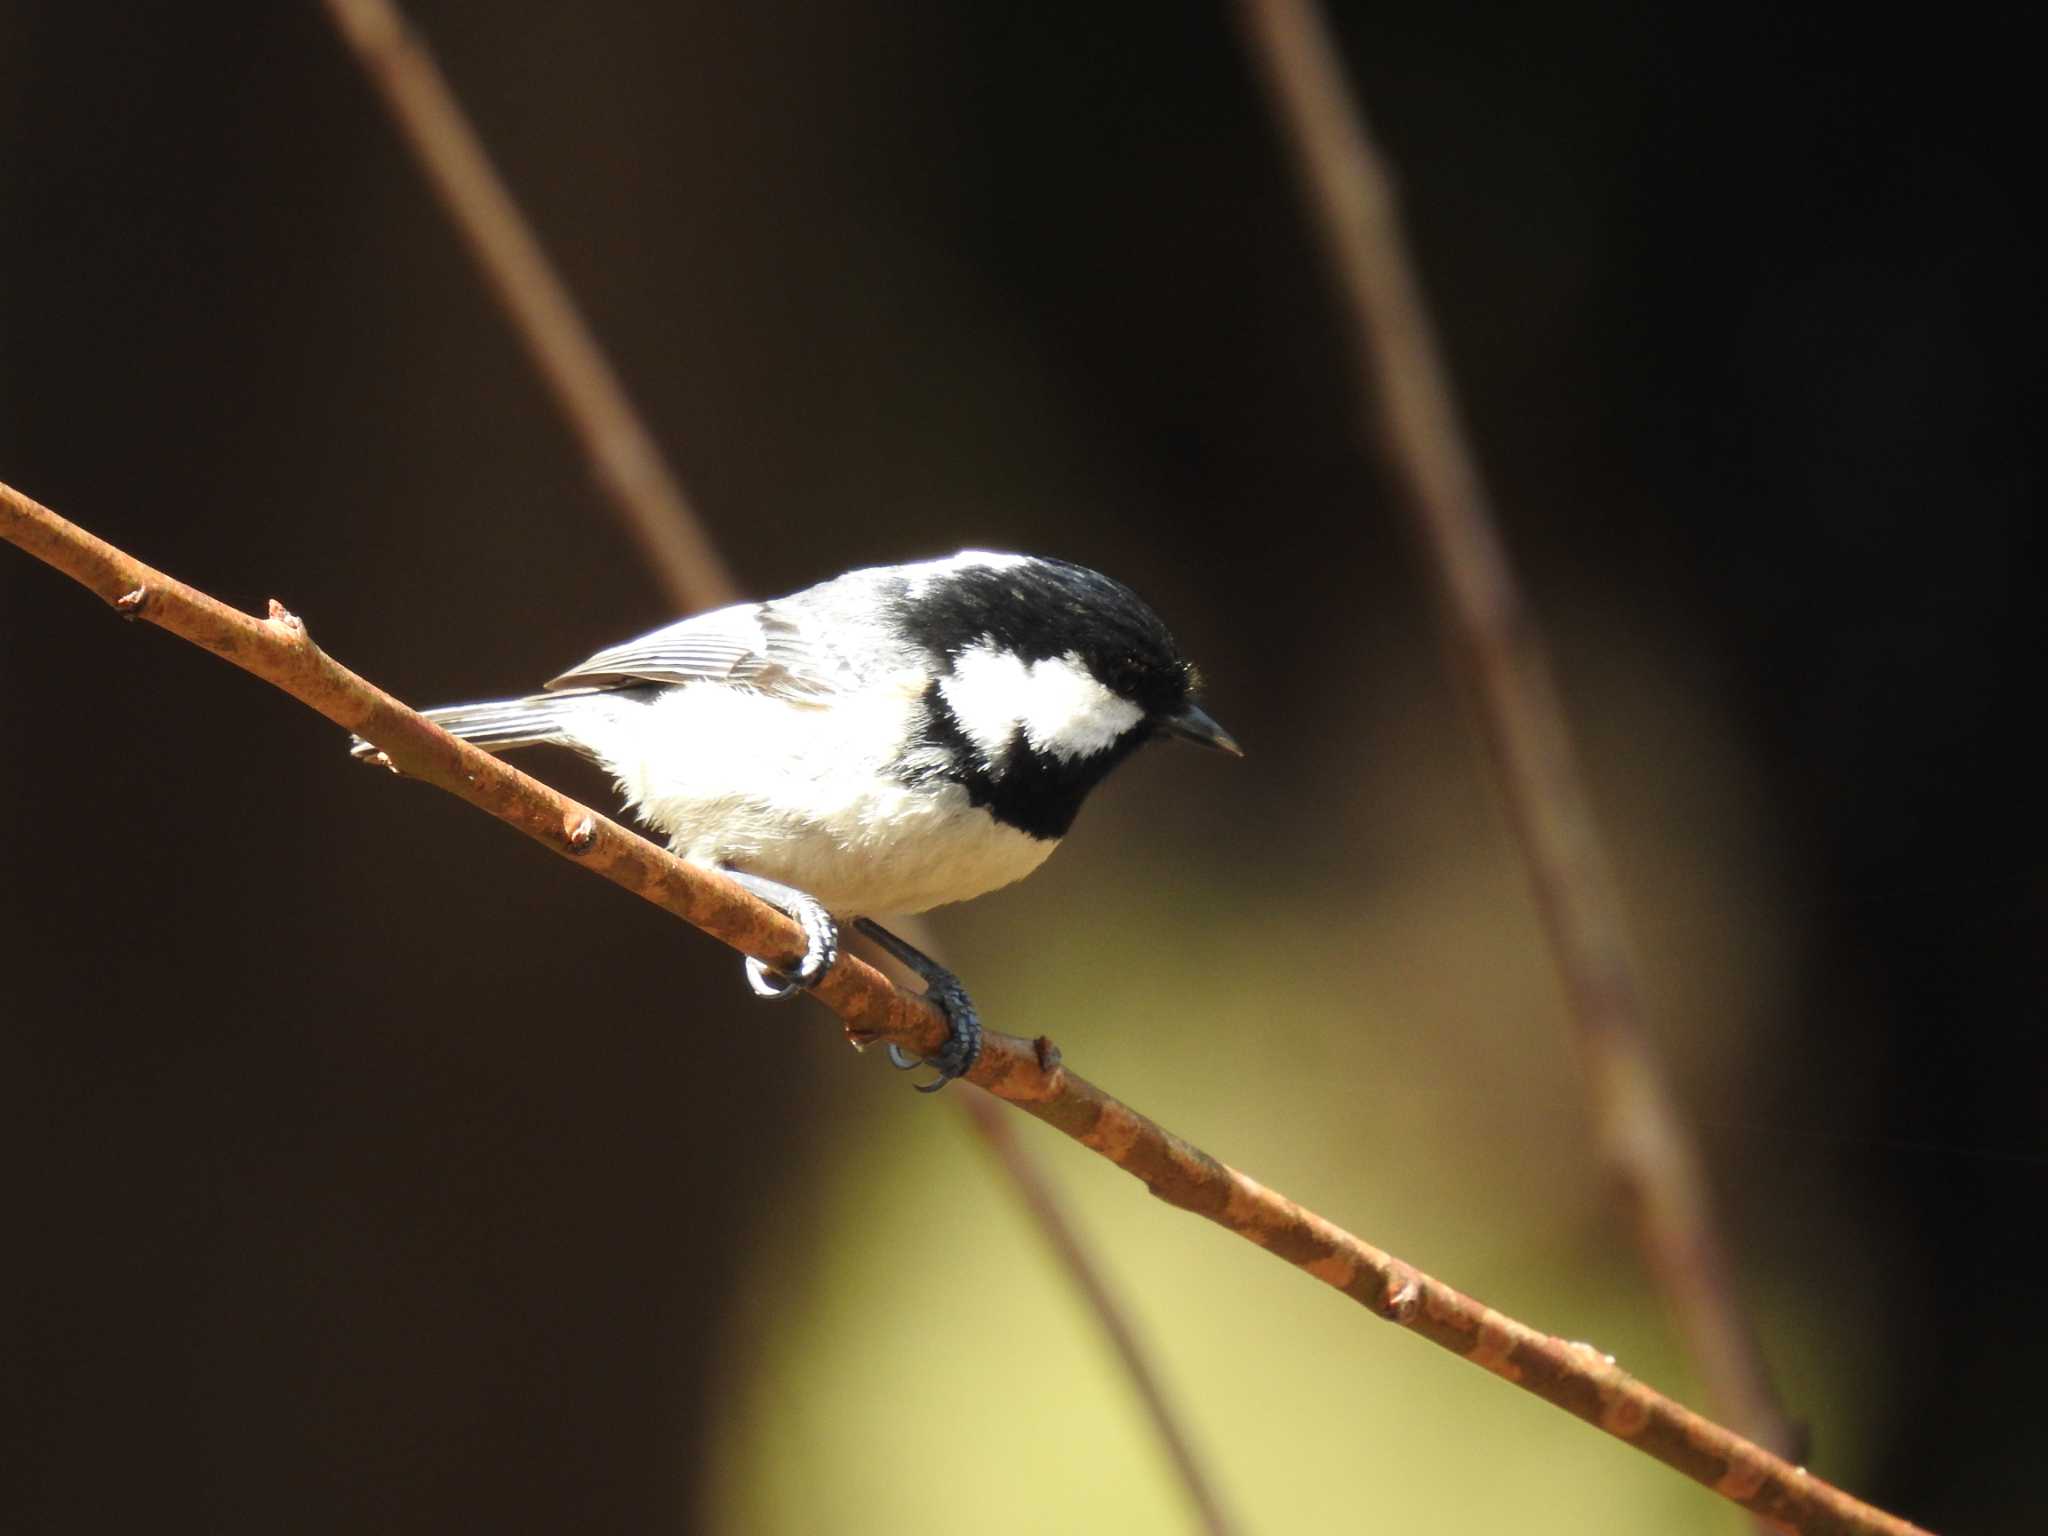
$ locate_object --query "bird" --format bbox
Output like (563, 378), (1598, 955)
(353, 551), (1239, 1089)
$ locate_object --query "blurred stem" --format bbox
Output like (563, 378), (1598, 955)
(321, 0), (738, 611)
(961, 1090), (1237, 1536)
(1232, 0), (1797, 1462)
(321, 3), (1234, 1528)
(2, 477), (1929, 1536)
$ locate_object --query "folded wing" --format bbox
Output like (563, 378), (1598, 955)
(544, 601), (848, 701)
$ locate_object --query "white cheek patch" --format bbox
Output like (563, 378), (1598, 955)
(938, 644), (1144, 765)
(1019, 652), (1145, 759)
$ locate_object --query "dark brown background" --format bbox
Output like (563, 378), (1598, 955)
(3, 4), (2040, 1531)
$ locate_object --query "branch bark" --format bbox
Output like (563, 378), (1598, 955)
(6, 478), (1930, 1536)
(1233, 0), (1798, 1463)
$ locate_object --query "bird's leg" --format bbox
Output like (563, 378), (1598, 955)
(852, 919), (983, 1093)
(720, 868), (839, 999)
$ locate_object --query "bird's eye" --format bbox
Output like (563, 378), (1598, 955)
(1106, 656), (1144, 696)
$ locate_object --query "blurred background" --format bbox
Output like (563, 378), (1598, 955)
(3, 4), (2040, 1532)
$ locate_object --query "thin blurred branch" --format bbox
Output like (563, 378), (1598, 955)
(4, 479), (1931, 1536)
(321, 5), (1237, 1527)
(1233, 0), (1797, 1460)
(960, 1092), (1236, 1536)
(321, 0), (738, 611)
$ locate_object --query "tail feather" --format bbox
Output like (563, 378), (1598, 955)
(348, 691), (591, 760)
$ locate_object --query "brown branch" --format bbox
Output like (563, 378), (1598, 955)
(1232, 0), (1799, 1462)
(6, 478), (1931, 1536)
(318, 4), (1237, 1526)
(320, 0), (740, 612)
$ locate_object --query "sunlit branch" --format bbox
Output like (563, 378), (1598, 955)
(6, 479), (1927, 1536)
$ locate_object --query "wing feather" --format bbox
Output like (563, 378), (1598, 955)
(543, 602), (845, 699)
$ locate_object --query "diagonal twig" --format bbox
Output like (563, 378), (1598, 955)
(321, 0), (737, 612)
(5, 477), (1932, 1536)
(1233, 0), (1797, 1461)
(319, 4), (1237, 1526)
(958, 1091), (1236, 1536)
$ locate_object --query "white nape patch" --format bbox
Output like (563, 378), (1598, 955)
(900, 550), (1031, 597)
(939, 643), (1144, 765)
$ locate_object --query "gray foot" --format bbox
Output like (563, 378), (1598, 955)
(721, 868), (839, 999)
(854, 919), (983, 1092)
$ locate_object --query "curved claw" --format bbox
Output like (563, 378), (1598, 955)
(900, 982), (983, 1093)
(722, 869), (839, 1001)
(850, 918), (984, 1093)
(745, 955), (806, 1000)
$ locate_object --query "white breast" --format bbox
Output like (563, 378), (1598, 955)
(556, 680), (1059, 916)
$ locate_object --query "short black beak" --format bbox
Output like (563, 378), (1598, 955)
(1161, 702), (1243, 757)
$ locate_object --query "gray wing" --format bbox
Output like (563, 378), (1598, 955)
(542, 599), (852, 700)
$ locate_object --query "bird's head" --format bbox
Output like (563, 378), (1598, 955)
(896, 553), (1239, 839)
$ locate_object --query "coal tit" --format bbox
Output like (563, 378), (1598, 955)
(356, 552), (1238, 1088)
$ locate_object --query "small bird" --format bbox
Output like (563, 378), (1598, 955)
(356, 552), (1238, 1088)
